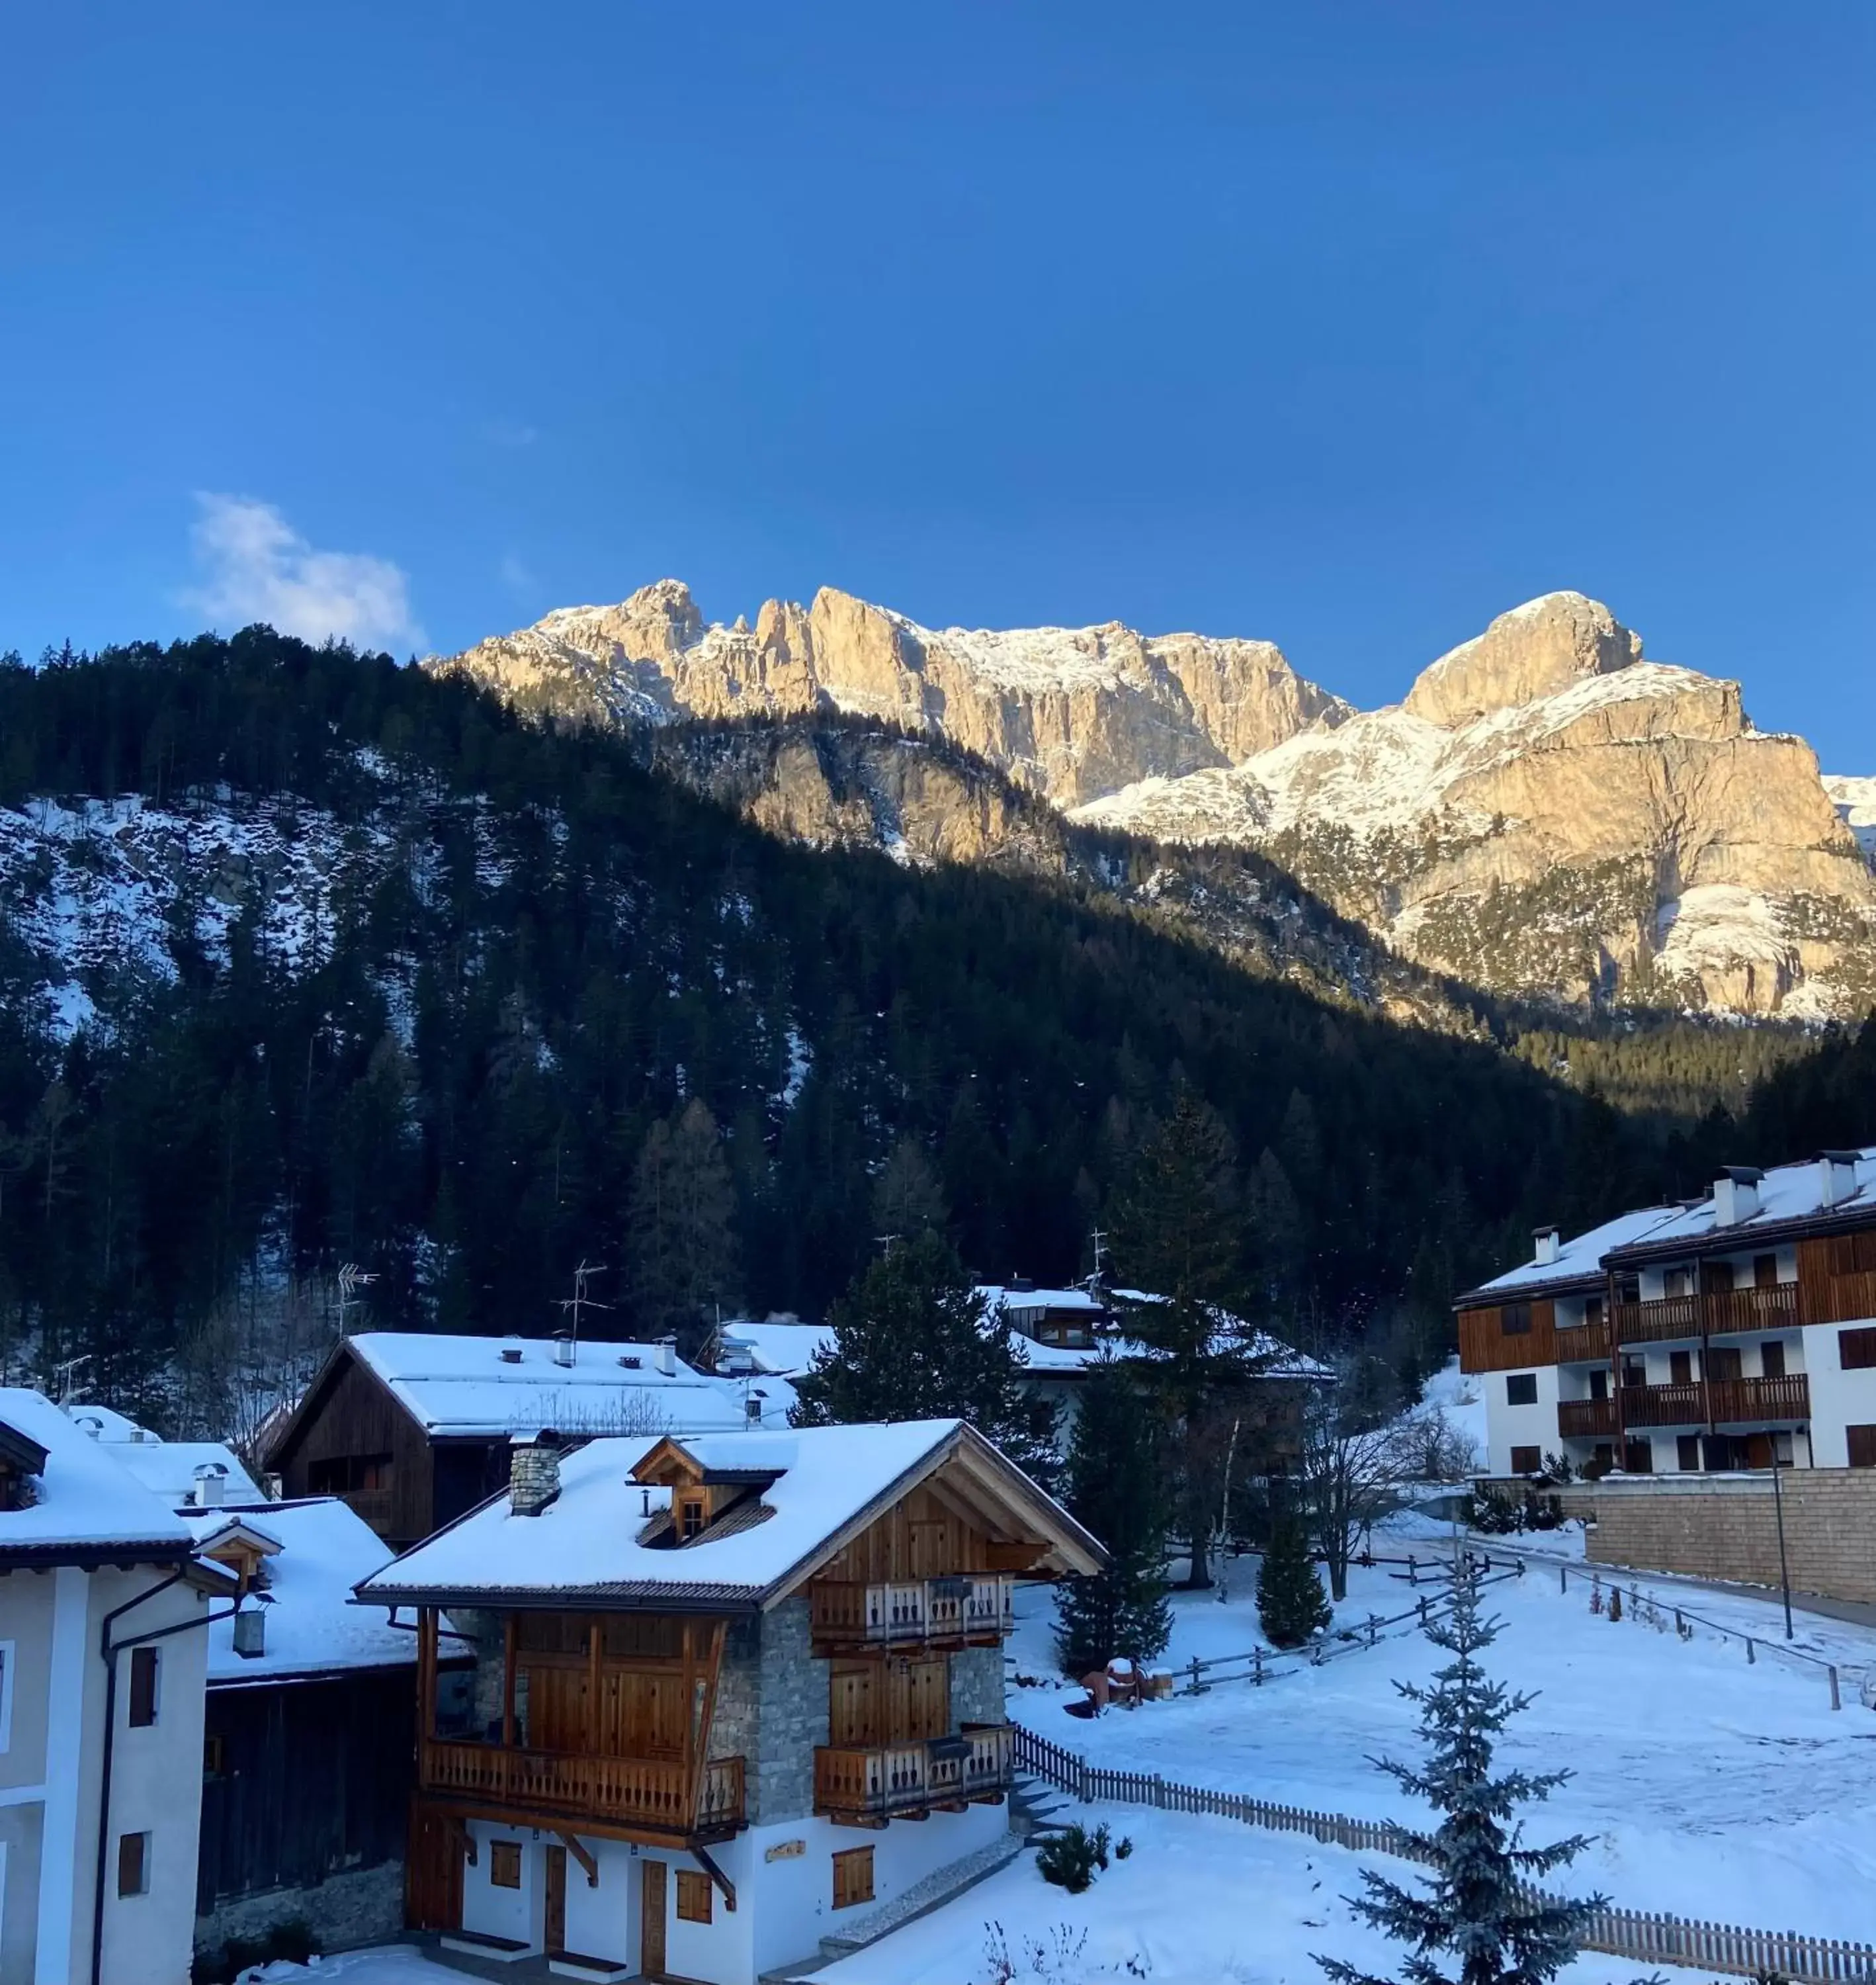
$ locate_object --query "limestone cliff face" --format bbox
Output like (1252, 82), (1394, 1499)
(435, 584), (1874, 1018)
(431, 581), (1352, 808)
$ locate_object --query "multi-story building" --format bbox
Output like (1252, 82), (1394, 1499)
(0, 1388), (237, 1985)
(355, 1417), (1102, 1984)
(1458, 1148), (1876, 1479)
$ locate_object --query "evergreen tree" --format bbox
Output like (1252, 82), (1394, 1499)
(1256, 1515), (1330, 1649)
(1109, 1086), (1263, 1589)
(1317, 1555), (1599, 1985)
(1054, 1360), (1172, 1677)
(789, 1229), (1058, 1478)
(626, 1099), (741, 1358)
(870, 1134), (949, 1241)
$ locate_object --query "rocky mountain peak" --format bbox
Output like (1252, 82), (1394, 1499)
(1403, 592), (1644, 730)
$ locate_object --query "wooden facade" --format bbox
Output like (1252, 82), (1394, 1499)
(197, 1667), (415, 1933)
(1457, 1298), (1556, 1375)
(266, 1346), (510, 1548)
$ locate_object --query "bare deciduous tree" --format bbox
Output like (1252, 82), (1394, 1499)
(1300, 1388), (1416, 1601)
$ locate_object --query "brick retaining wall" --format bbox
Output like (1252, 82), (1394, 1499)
(1584, 1469), (1876, 1603)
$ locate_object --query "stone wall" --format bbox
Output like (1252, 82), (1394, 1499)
(195, 1861), (404, 1970)
(950, 1646), (1005, 1727)
(749, 1598), (828, 1825)
(1584, 1469), (1876, 1603)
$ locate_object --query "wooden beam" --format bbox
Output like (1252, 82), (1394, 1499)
(586, 1616), (602, 1757)
(558, 1831), (599, 1888)
(690, 1845), (736, 1912)
(417, 1606), (438, 1740)
(686, 1618), (728, 1821)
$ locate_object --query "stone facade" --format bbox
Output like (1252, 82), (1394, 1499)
(195, 1860), (404, 1970)
(949, 1646), (1005, 1728)
(1584, 1469), (1876, 1604)
(749, 1597), (828, 1824)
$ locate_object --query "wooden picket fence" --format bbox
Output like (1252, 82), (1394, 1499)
(1011, 1726), (1876, 1984)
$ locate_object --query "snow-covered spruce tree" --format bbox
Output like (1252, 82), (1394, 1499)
(789, 1229), (1059, 1480)
(1054, 1360), (1172, 1677)
(1318, 1554), (1599, 1985)
(1256, 1514), (1330, 1649)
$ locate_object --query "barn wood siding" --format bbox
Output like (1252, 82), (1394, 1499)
(815, 1483), (991, 1583)
(1457, 1299), (1556, 1375)
(1797, 1235), (1876, 1328)
(271, 1351), (434, 1544)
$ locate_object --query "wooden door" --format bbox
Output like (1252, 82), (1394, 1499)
(526, 1666), (587, 1752)
(890, 1657), (950, 1741)
(1707, 1346), (1742, 1381)
(642, 1859), (667, 1980)
(405, 1806), (464, 1932)
(544, 1844), (568, 1953)
(830, 1663), (879, 1745)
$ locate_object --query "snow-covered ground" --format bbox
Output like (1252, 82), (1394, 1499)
(1004, 1536), (1876, 1946)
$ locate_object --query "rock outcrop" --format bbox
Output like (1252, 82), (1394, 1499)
(435, 585), (1875, 1018)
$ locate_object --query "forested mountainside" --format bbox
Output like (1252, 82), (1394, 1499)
(437, 584), (1876, 1018)
(0, 630), (1787, 1427)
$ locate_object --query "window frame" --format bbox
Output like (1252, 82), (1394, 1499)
(1499, 1302), (1532, 1338)
(679, 1497), (706, 1541)
(831, 1845), (875, 1911)
(1838, 1327), (1876, 1372)
(1504, 1373), (1537, 1407)
(1846, 1425), (1876, 1470)
(489, 1841), (522, 1890)
(1508, 1444), (1541, 1476)
(676, 1867), (713, 1923)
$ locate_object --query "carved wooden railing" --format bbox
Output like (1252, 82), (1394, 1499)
(814, 1722), (1014, 1820)
(420, 1739), (745, 1835)
(809, 1575), (1014, 1648)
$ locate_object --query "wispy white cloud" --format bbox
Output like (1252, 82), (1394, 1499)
(498, 552), (536, 596)
(480, 418), (540, 449)
(182, 493), (426, 652)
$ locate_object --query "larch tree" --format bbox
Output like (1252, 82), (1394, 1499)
(1054, 1359), (1172, 1677)
(1317, 1554), (1602, 1985)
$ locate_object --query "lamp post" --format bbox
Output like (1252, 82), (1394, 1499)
(1770, 1442), (1795, 1641)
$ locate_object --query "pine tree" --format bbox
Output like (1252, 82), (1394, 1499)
(789, 1230), (1058, 1479)
(626, 1099), (741, 1358)
(1054, 1361), (1172, 1677)
(1317, 1554), (1599, 1985)
(1256, 1515), (1330, 1649)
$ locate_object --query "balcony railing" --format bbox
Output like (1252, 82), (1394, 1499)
(809, 1576), (1015, 1649)
(1614, 1283), (1799, 1348)
(814, 1722), (1014, 1822)
(1707, 1374), (1810, 1425)
(1555, 1318), (1612, 1364)
(1557, 1397), (1617, 1440)
(419, 1739), (744, 1837)
(1620, 1382), (1708, 1429)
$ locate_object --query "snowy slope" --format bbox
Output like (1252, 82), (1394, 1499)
(1826, 773), (1876, 862)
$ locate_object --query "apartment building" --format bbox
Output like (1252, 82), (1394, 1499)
(1457, 1149), (1876, 1480)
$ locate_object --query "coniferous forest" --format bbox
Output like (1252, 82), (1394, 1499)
(0, 630), (1868, 1427)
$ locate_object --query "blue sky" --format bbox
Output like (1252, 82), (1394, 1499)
(3, 5), (1871, 752)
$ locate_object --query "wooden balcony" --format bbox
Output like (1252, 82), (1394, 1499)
(814, 1722), (1014, 1825)
(1707, 1374), (1810, 1425)
(1555, 1318), (1611, 1364)
(1620, 1382), (1707, 1429)
(1557, 1396), (1617, 1440)
(418, 1738), (745, 1841)
(1615, 1283), (1799, 1348)
(809, 1575), (1015, 1651)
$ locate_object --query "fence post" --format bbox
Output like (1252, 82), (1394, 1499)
(1829, 1664), (1841, 1711)
(1254, 1647), (1263, 1686)
(1408, 1556), (1417, 1585)
(1560, 1565), (1568, 1593)
(1189, 1656), (1202, 1697)
(1418, 1595), (1428, 1626)
(1746, 1636), (1756, 1665)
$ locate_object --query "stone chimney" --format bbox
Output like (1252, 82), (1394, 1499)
(1713, 1167), (1764, 1228)
(1533, 1225), (1560, 1266)
(654, 1337), (677, 1378)
(509, 1436), (562, 1517)
(1819, 1150), (1861, 1210)
(232, 1607), (266, 1659)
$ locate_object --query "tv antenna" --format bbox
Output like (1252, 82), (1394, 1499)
(1084, 1227), (1109, 1294)
(336, 1264), (378, 1337)
(556, 1260), (611, 1356)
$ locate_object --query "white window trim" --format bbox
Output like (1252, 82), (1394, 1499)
(0, 1639), (13, 1753)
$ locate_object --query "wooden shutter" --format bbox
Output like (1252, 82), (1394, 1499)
(128, 1647), (158, 1727)
(677, 1869), (713, 1923)
(832, 1846), (874, 1910)
(1846, 1425), (1876, 1470)
(1839, 1328), (1876, 1370)
(830, 1664), (879, 1746)
(117, 1831), (147, 1896)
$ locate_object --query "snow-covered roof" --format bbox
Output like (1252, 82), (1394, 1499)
(1603, 1147), (1876, 1257)
(107, 1438), (263, 1505)
(977, 1285), (1333, 1380)
(357, 1419), (1102, 1610)
(1466, 1205), (1686, 1300)
(340, 1331), (759, 1440)
(187, 1497), (413, 1685)
(1464, 1147), (1876, 1301)
(0, 1388), (201, 1562)
(716, 1319), (835, 1377)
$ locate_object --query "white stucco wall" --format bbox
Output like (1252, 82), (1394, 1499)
(1484, 1363), (1559, 1476)
(1804, 1319), (1876, 1468)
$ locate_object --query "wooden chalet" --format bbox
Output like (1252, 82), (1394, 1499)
(357, 1418), (1103, 1985)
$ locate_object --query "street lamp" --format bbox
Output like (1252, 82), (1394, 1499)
(1770, 1435), (1797, 1641)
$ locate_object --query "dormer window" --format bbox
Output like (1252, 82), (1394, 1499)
(679, 1497), (706, 1541)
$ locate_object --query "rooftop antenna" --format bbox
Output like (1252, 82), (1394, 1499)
(555, 1260), (611, 1361)
(1085, 1226), (1109, 1296)
(54, 1352), (91, 1407)
(336, 1263), (378, 1337)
